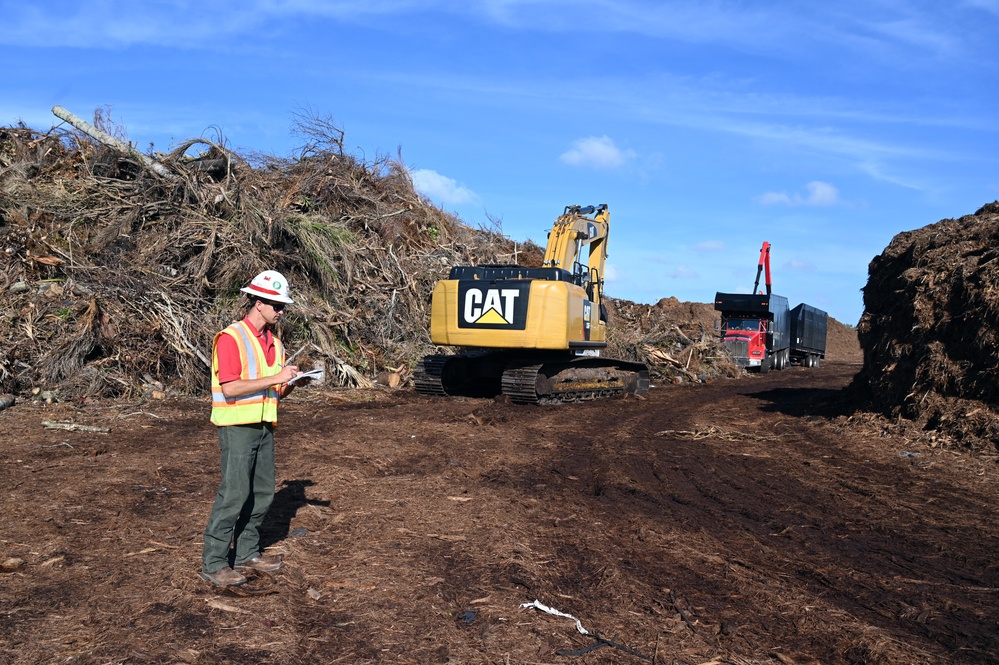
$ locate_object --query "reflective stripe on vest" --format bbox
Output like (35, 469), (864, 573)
(210, 320), (285, 426)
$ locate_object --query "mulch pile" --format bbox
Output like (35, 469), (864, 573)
(852, 201), (999, 450)
(1, 110), (745, 401)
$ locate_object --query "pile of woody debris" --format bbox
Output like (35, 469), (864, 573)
(852, 201), (999, 450)
(1, 107), (737, 400)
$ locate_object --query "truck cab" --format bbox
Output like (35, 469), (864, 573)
(714, 292), (790, 373)
(721, 316), (769, 369)
(713, 241), (792, 373)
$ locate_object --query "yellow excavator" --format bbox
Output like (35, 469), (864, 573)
(414, 204), (649, 404)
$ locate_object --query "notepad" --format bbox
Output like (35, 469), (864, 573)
(287, 368), (324, 385)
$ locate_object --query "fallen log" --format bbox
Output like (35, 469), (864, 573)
(52, 105), (178, 180)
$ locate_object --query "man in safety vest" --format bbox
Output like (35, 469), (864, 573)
(200, 270), (307, 587)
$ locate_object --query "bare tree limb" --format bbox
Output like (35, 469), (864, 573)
(52, 105), (178, 180)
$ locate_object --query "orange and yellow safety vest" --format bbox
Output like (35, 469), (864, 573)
(210, 320), (285, 426)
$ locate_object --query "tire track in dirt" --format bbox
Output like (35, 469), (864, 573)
(3, 363), (997, 663)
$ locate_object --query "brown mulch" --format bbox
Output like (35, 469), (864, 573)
(852, 201), (999, 450)
(2, 361), (997, 664)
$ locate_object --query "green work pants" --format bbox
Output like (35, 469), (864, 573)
(201, 422), (275, 573)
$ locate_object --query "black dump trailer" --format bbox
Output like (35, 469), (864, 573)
(789, 303), (827, 368)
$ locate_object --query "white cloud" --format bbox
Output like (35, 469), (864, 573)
(805, 181), (840, 205)
(0, 0), (978, 69)
(783, 258), (816, 272)
(757, 191), (793, 206)
(963, 0), (999, 15)
(409, 168), (478, 205)
(694, 240), (725, 252)
(757, 181), (841, 207)
(0, 2), (262, 47)
(560, 136), (635, 169)
(670, 265), (699, 279)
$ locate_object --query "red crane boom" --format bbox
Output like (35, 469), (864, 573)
(753, 241), (772, 296)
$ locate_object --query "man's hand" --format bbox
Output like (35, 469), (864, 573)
(221, 365), (300, 399)
(274, 364), (300, 384)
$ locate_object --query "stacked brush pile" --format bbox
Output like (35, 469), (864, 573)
(0, 110), (737, 399)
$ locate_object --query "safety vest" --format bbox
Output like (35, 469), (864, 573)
(210, 320), (285, 426)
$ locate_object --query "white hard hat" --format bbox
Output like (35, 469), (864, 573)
(240, 270), (294, 304)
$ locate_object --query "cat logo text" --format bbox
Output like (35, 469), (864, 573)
(457, 283), (530, 330)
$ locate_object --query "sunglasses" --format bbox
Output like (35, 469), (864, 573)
(260, 299), (286, 312)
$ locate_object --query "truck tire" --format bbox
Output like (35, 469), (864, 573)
(759, 356), (771, 374)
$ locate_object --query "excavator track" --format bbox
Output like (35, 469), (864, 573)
(412, 355), (449, 396)
(416, 351), (649, 404)
(502, 357), (650, 404)
(499, 364), (545, 403)
(414, 351), (506, 398)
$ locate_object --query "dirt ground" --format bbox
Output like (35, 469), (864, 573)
(2, 357), (998, 665)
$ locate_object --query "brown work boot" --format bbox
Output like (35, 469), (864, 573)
(234, 553), (284, 572)
(200, 566), (247, 587)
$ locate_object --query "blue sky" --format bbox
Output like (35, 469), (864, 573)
(3, 1), (998, 325)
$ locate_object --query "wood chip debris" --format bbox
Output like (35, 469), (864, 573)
(655, 425), (779, 442)
(42, 420), (110, 433)
(205, 598), (250, 614)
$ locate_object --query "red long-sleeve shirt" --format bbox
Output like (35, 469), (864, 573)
(214, 318), (276, 384)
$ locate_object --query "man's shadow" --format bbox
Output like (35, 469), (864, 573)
(260, 479), (331, 548)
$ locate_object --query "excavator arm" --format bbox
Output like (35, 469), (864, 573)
(542, 204), (609, 300)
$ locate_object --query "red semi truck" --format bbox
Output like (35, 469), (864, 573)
(714, 242), (826, 373)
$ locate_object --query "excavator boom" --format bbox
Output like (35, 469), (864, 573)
(542, 204), (609, 293)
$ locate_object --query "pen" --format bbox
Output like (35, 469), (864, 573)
(279, 345), (308, 368)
